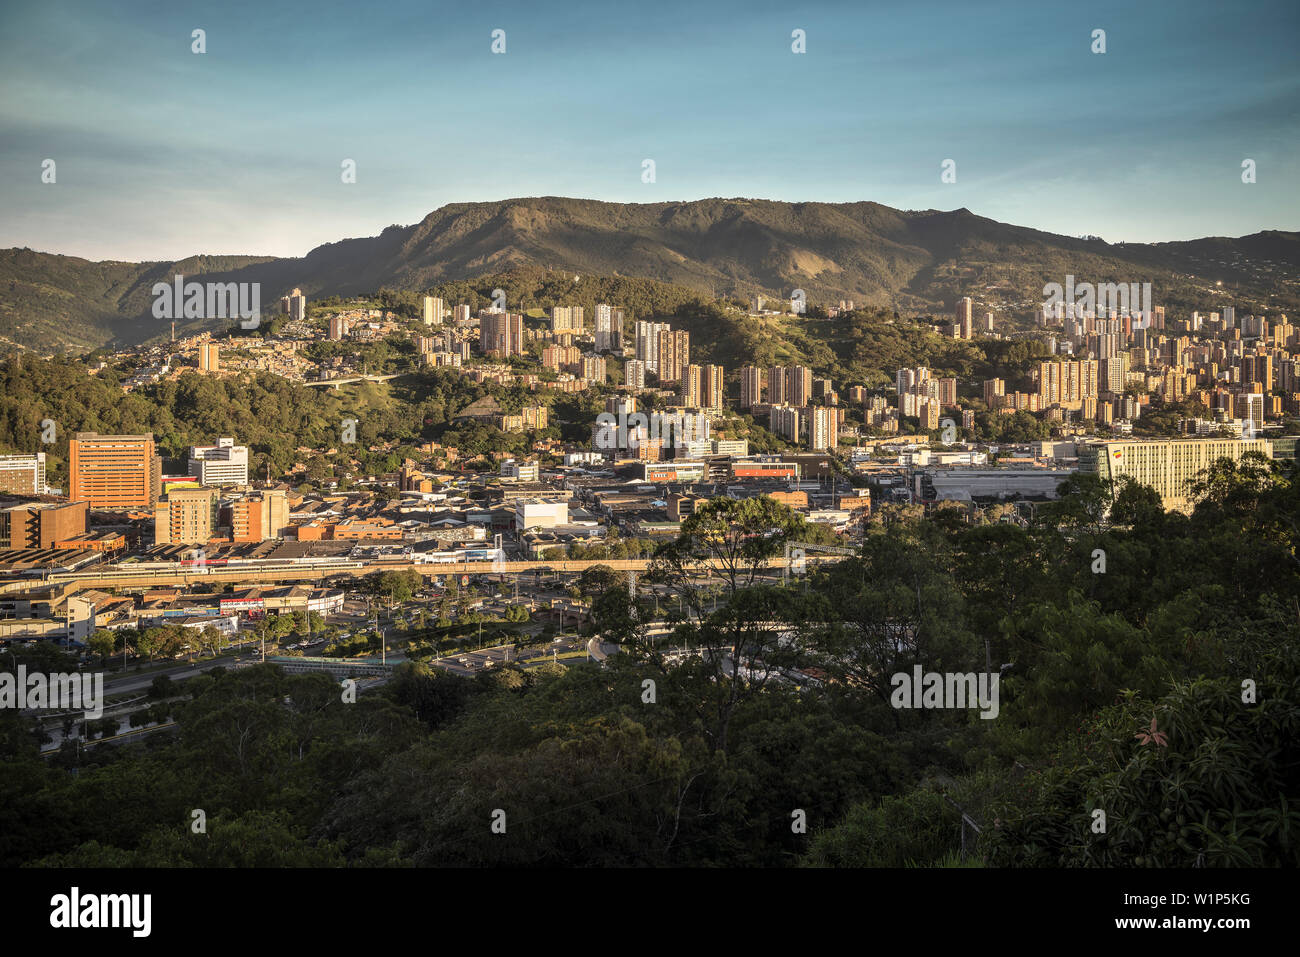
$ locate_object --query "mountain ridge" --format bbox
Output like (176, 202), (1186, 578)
(2, 196), (1297, 353)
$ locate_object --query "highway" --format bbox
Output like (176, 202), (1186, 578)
(13, 555), (845, 591)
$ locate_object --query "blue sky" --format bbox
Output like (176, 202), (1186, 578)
(1, 0), (1297, 261)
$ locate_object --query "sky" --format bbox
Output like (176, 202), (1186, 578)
(1, 0), (1297, 261)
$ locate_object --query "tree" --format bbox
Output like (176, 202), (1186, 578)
(604, 496), (814, 752)
(813, 521), (975, 727)
(373, 569), (422, 606)
(87, 629), (116, 663)
(579, 564), (625, 596)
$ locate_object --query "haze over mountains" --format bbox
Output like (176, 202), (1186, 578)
(2, 196), (1297, 353)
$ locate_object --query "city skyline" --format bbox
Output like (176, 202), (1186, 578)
(1, 0), (1297, 261)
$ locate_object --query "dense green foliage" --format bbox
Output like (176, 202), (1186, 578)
(2, 457), (1295, 867)
(0, 356), (558, 485)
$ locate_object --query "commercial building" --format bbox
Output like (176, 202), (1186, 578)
(640, 462), (707, 483)
(188, 438), (250, 487)
(0, 453), (46, 495)
(1079, 437), (1274, 511)
(69, 433), (162, 510)
(500, 459), (540, 482)
(916, 468), (1074, 503)
(0, 500), (88, 549)
(731, 458), (800, 481)
(227, 489), (289, 542)
(516, 499), (569, 531)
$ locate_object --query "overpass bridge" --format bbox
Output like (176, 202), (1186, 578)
(302, 374), (400, 389)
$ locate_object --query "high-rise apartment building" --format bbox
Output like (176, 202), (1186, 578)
(983, 379), (1005, 407)
(1035, 360), (1099, 408)
(594, 303), (617, 352)
(918, 397), (941, 431)
(956, 297), (974, 339)
(769, 404), (802, 444)
(422, 296), (445, 325)
(542, 345), (582, 372)
(740, 366), (764, 409)
(624, 359), (647, 391)
(1243, 353), (1273, 392)
(285, 288), (306, 322)
(807, 406), (839, 451)
(788, 366), (813, 407)
(657, 329), (690, 385)
(938, 378), (958, 407)
(702, 364), (725, 410)
(770, 405), (837, 450)
(551, 306), (584, 333)
(1101, 355), (1131, 396)
(154, 488), (218, 544)
(680, 364), (702, 407)
(634, 321), (671, 372)
(581, 355), (607, 384)
(769, 366), (790, 406)
(769, 366), (813, 407)
(199, 341), (220, 372)
(480, 312), (525, 357)
(69, 433), (162, 510)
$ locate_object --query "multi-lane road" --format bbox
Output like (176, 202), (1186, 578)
(11, 555), (844, 592)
